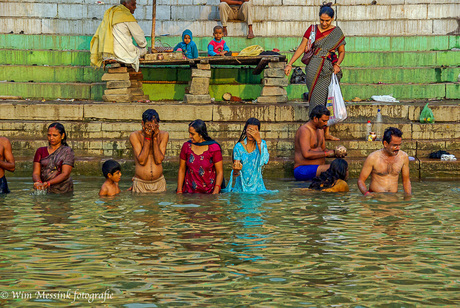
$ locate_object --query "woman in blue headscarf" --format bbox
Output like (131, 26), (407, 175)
(173, 29), (199, 59)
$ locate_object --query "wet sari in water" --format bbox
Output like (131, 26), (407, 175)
(33, 145), (75, 194)
(305, 25), (346, 116)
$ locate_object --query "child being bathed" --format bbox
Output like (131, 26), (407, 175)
(99, 159), (122, 196)
(208, 26), (230, 56)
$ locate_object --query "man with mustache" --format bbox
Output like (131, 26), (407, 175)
(294, 105), (346, 181)
(358, 127), (411, 195)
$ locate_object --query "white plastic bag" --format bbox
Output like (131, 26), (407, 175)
(371, 95), (399, 102)
(326, 74), (347, 126)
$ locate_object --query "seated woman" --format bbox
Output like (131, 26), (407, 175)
(309, 158), (349, 192)
(224, 118), (273, 193)
(32, 123), (75, 194)
(177, 119), (224, 194)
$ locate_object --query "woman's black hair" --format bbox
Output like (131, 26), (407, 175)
(48, 122), (68, 146)
(309, 158), (348, 190)
(319, 2), (334, 18)
(237, 117), (261, 144)
(189, 119), (213, 141)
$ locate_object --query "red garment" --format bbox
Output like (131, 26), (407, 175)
(33, 147), (49, 162)
(180, 142), (222, 194)
(303, 25), (335, 40)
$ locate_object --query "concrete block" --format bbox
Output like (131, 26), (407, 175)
(0, 3), (57, 18)
(428, 4), (460, 19)
(197, 64), (211, 70)
(104, 88), (131, 95)
(408, 104), (460, 123)
(283, 0), (324, 5)
(263, 77), (289, 87)
(264, 68), (286, 78)
(433, 19), (460, 35)
(131, 95), (150, 101)
(252, 0), (283, 5)
(389, 5), (428, 20)
(212, 104), (307, 122)
(58, 4), (85, 19)
(405, 20), (433, 35)
(86, 4), (115, 19)
(412, 123), (460, 140)
(130, 81), (142, 88)
(143, 5), (171, 21)
(268, 62), (287, 69)
(0, 18), (42, 35)
(41, 19), (83, 35)
(190, 77), (210, 95)
(0, 103), (84, 121)
(184, 94), (212, 104)
(339, 5), (391, 21)
(108, 67), (128, 73)
(191, 69), (212, 78)
(170, 5), (217, 21)
(102, 73), (130, 81)
(107, 80), (131, 88)
(103, 94), (133, 102)
(257, 95), (288, 103)
(261, 87), (287, 96)
(130, 88), (145, 96)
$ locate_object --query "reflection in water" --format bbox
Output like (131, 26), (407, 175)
(0, 178), (459, 306)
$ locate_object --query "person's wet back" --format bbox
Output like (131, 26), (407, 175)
(309, 158), (349, 192)
(0, 136), (15, 194)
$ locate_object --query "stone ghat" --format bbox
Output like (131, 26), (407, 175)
(1, 100), (459, 179)
(1, 0), (459, 37)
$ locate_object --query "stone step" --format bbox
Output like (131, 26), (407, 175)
(4, 64), (459, 85)
(1, 100), (458, 122)
(5, 137), (459, 161)
(0, 82), (104, 100)
(2, 48), (458, 68)
(8, 156), (459, 180)
(1, 34), (459, 53)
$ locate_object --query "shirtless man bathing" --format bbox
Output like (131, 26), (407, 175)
(358, 127), (411, 196)
(294, 105), (346, 181)
(129, 109), (169, 193)
(0, 136), (15, 194)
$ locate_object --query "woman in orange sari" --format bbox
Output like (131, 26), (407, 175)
(285, 2), (346, 140)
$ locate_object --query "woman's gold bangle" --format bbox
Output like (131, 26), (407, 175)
(286, 63), (292, 67)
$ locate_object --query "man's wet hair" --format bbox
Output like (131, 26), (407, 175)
(213, 25), (223, 33)
(142, 109), (160, 123)
(102, 160), (121, 178)
(309, 104), (330, 120)
(383, 127), (403, 144)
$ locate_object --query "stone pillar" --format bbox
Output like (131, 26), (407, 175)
(102, 63), (149, 102)
(257, 61), (288, 103)
(184, 63), (212, 104)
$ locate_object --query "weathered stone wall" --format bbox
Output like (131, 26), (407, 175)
(0, 0), (459, 37)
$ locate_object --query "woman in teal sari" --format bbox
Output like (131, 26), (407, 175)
(224, 118), (274, 193)
(285, 2), (346, 140)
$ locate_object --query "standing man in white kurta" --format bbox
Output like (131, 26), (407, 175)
(91, 0), (147, 72)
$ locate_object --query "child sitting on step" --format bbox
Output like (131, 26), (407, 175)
(208, 26), (230, 56)
(173, 29), (199, 59)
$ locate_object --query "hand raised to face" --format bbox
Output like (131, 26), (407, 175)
(246, 126), (261, 143)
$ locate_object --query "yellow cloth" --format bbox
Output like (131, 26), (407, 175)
(322, 179), (349, 192)
(238, 45), (264, 57)
(90, 4), (137, 68)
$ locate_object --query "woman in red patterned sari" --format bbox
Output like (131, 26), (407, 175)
(285, 2), (346, 140)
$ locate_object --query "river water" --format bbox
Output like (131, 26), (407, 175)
(0, 178), (459, 307)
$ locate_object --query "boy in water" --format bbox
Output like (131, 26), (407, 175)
(99, 160), (122, 196)
(208, 26), (230, 56)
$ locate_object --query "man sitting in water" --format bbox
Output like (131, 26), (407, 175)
(0, 136), (15, 194)
(90, 0), (147, 72)
(129, 109), (169, 193)
(358, 127), (411, 196)
(294, 105), (346, 181)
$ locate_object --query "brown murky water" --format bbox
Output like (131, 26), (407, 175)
(0, 177), (459, 307)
